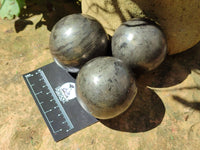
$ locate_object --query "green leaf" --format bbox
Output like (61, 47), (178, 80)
(0, 0), (26, 19)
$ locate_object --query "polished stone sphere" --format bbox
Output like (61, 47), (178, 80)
(112, 18), (167, 71)
(76, 57), (137, 119)
(49, 14), (108, 73)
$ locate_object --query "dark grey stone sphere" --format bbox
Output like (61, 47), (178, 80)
(49, 14), (108, 73)
(76, 57), (137, 119)
(112, 18), (167, 71)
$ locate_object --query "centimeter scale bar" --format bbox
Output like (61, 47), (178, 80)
(23, 62), (98, 142)
(24, 69), (74, 134)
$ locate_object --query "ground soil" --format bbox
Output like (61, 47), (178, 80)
(0, 1), (200, 150)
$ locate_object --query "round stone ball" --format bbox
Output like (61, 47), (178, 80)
(82, 0), (200, 55)
(49, 13), (108, 73)
(76, 57), (137, 119)
(112, 18), (167, 71)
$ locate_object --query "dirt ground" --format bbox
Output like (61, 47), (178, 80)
(0, 1), (200, 150)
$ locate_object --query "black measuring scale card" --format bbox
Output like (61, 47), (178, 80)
(23, 62), (98, 142)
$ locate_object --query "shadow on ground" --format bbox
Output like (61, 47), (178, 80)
(100, 42), (200, 132)
(173, 95), (200, 111)
(13, 0), (200, 133)
(14, 0), (81, 32)
(100, 84), (165, 132)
